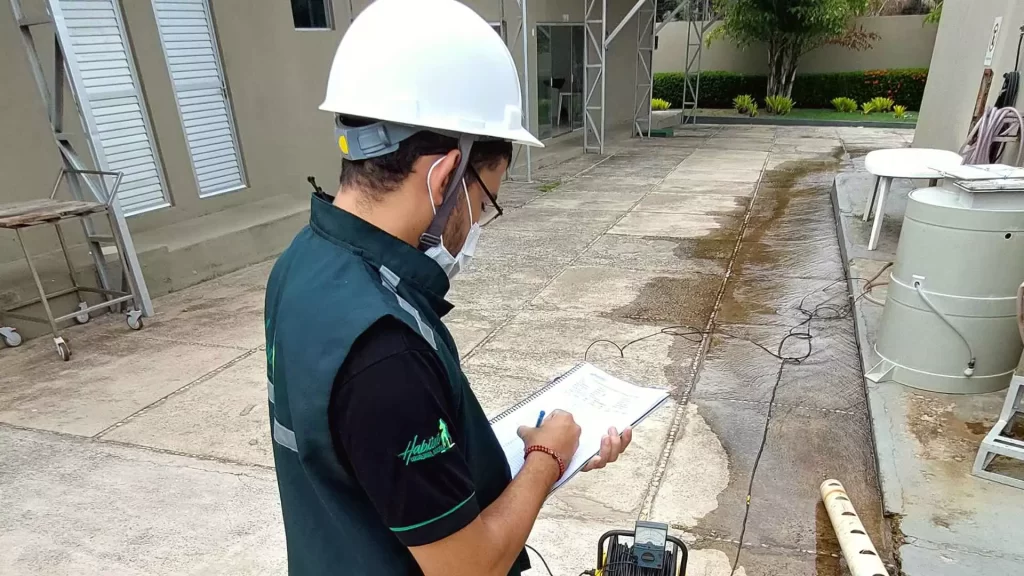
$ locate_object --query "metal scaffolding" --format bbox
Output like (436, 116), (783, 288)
(679, 0), (714, 124)
(631, 0), (656, 137)
(583, 0), (607, 154)
(9, 0), (153, 316)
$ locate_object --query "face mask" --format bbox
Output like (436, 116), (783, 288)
(424, 158), (482, 279)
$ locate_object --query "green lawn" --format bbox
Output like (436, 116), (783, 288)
(696, 107), (917, 125)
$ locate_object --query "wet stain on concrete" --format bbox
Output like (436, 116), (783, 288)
(905, 393), (993, 467)
(711, 147), (844, 324)
(815, 502), (843, 576)
(606, 275), (721, 328)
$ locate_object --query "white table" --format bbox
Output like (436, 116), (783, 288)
(863, 148), (964, 250)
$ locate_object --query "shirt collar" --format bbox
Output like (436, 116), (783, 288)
(308, 192), (453, 315)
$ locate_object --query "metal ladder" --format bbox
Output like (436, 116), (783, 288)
(6, 0), (153, 319)
(972, 282), (1024, 490)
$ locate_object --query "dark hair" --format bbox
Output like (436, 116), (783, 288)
(339, 118), (513, 197)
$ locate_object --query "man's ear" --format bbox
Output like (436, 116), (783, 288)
(426, 149), (462, 207)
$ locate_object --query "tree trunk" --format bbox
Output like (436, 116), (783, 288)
(766, 39), (800, 99)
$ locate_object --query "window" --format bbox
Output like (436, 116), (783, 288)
(152, 0), (246, 197)
(291, 0), (334, 30)
(490, 21), (505, 42)
(49, 0), (170, 215)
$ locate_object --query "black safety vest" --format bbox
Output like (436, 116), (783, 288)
(264, 193), (528, 575)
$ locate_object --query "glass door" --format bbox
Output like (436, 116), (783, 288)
(537, 24), (584, 140)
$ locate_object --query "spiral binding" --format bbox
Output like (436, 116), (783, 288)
(487, 363), (586, 424)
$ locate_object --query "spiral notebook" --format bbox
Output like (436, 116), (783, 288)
(489, 363), (669, 491)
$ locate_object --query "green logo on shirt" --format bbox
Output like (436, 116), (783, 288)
(398, 419), (455, 465)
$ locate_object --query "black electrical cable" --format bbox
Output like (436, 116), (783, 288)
(525, 544), (555, 576)
(584, 278), (864, 367)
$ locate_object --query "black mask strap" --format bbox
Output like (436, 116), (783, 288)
(419, 134), (475, 251)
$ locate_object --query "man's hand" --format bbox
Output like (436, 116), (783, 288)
(517, 409), (581, 472)
(582, 427), (632, 472)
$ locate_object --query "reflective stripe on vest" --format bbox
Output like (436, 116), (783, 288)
(380, 265), (437, 350)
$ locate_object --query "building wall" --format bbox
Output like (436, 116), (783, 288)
(915, 0), (1024, 151)
(0, 0), (641, 315)
(653, 16), (939, 75)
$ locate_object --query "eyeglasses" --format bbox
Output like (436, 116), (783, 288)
(468, 165), (503, 220)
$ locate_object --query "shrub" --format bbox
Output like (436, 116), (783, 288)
(869, 96), (895, 112)
(893, 105), (908, 119)
(733, 94), (756, 114)
(749, 102), (759, 118)
(862, 101), (877, 114)
(654, 69), (929, 110)
(765, 95), (794, 116)
(831, 97), (858, 113)
(651, 98), (671, 111)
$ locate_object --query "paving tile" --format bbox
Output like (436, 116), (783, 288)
(692, 324), (785, 403)
(120, 275), (265, 350)
(484, 205), (622, 234)
(733, 238), (845, 281)
(527, 190), (646, 212)
(610, 212), (743, 240)
(447, 258), (564, 317)
(773, 319), (867, 414)
(634, 193), (748, 216)
(462, 363), (550, 418)
(576, 234), (732, 277)
(471, 227), (603, 266)
(0, 426), (284, 576)
(664, 168), (763, 183)
(742, 406), (886, 556)
(0, 329), (244, 437)
(557, 175), (664, 193)
(550, 399), (676, 522)
(702, 139), (776, 152)
(698, 541), (849, 576)
(717, 275), (847, 327)
(531, 266), (721, 328)
(101, 353), (272, 467)
(440, 306), (504, 357)
(463, 308), (698, 389)
(655, 180), (758, 197)
(686, 149), (770, 163)
(649, 400), (768, 539)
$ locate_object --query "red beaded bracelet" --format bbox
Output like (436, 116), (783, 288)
(525, 445), (566, 479)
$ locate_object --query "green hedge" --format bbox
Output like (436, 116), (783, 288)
(653, 69), (929, 111)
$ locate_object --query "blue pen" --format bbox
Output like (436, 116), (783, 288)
(535, 410), (546, 427)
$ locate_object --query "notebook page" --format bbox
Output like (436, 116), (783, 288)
(490, 363), (668, 490)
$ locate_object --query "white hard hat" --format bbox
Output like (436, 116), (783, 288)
(320, 0), (542, 148)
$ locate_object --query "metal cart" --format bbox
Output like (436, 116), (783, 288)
(0, 169), (145, 361)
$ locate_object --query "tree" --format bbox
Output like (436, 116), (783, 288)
(711, 0), (878, 99)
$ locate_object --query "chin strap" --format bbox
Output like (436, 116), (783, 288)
(418, 134), (476, 251)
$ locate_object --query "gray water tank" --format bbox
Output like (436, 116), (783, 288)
(869, 185), (1024, 394)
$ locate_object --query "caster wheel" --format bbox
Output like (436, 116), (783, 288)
(74, 302), (90, 325)
(1, 329), (22, 348)
(56, 340), (71, 361)
(126, 312), (144, 331)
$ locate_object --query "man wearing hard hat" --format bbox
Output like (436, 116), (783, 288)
(264, 0), (631, 574)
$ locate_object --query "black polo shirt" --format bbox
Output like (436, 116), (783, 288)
(329, 316), (479, 546)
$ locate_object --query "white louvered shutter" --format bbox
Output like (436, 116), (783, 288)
(52, 0), (169, 215)
(152, 0), (245, 197)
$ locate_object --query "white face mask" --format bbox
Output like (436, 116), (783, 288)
(424, 158), (482, 279)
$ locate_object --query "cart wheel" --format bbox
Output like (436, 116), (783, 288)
(1, 329), (22, 348)
(126, 311), (144, 331)
(56, 340), (71, 362)
(75, 302), (91, 325)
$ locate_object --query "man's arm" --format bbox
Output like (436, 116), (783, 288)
(408, 414), (579, 576)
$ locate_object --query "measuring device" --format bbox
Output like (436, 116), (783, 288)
(591, 520), (688, 576)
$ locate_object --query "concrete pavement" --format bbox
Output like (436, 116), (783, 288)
(0, 126), (912, 575)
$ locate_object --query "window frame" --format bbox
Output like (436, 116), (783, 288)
(291, 0), (336, 31)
